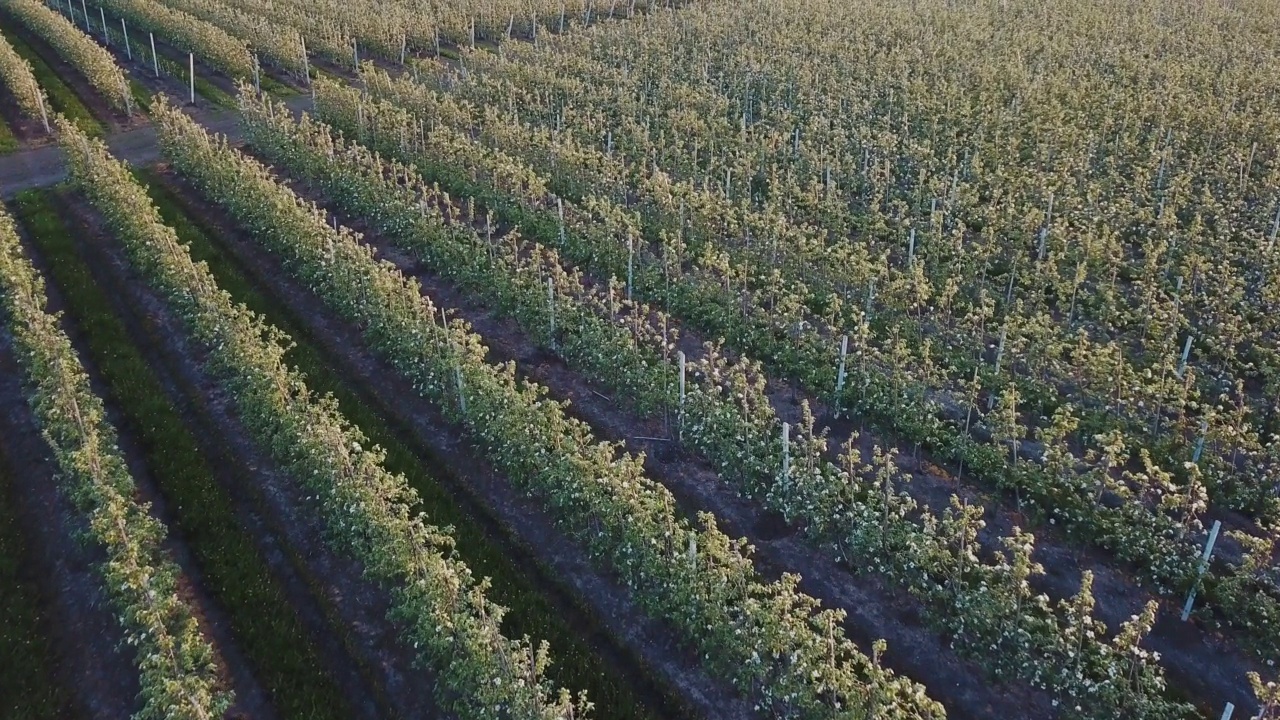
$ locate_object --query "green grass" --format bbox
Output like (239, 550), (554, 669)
(260, 74), (296, 97)
(127, 79), (152, 113)
(0, 18), (105, 136)
(0, 116), (18, 153)
(136, 169), (666, 720)
(0, 451), (71, 720)
(11, 188), (352, 720)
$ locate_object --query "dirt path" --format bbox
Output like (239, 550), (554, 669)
(0, 96), (311, 198)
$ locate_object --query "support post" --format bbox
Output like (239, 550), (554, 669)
(1269, 201), (1280, 252)
(626, 235), (634, 302)
(150, 33), (158, 77)
(994, 325), (1007, 375)
(79, 0), (88, 32)
(1181, 519), (1222, 621)
(1220, 702), (1234, 720)
(36, 89), (50, 134)
(546, 278), (556, 349)
(1176, 334), (1193, 378)
(300, 34), (309, 85)
(907, 228), (916, 268)
(557, 197), (565, 244)
(189, 52), (195, 105)
(835, 334), (849, 395)
(99, 6), (107, 42)
(1192, 419), (1208, 464)
(781, 422), (791, 480)
(252, 54), (260, 94)
(121, 19), (130, 60)
(677, 351), (686, 441)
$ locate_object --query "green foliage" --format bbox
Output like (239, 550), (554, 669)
(162, 92), (945, 720)
(12, 181), (347, 720)
(1, 197), (229, 718)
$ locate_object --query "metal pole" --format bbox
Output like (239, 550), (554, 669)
(121, 19), (131, 60)
(150, 33), (158, 77)
(189, 52), (195, 105)
(677, 351), (686, 441)
(99, 6), (107, 42)
(1181, 520), (1222, 621)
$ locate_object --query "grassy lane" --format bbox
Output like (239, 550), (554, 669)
(138, 169), (663, 720)
(11, 188), (351, 720)
(0, 115), (17, 152)
(0, 452), (72, 720)
(0, 18), (103, 135)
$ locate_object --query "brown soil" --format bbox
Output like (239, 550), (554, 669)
(150, 166), (758, 720)
(0, 84), (50, 145)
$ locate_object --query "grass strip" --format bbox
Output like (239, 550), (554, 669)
(11, 188), (350, 720)
(0, 18), (103, 135)
(0, 114), (17, 152)
(0, 450), (71, 720)
(138, 167), (662, 720)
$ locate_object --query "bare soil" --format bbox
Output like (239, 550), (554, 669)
(0, 84), (50, 146)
